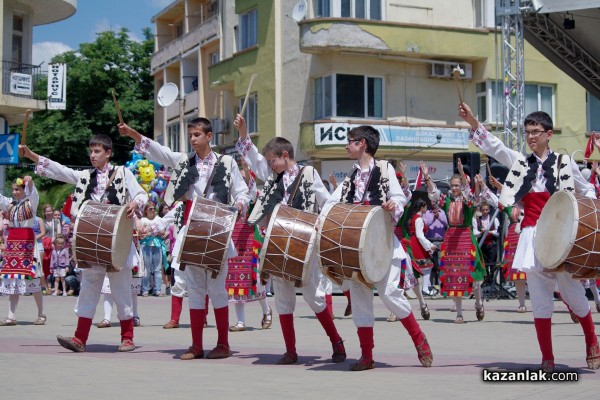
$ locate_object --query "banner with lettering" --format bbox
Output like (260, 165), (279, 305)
(0, 134), (20, 165)
(47, 64), (67, 110)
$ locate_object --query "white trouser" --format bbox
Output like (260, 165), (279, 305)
(170, 269), (187, 298)
(527, 269), (590, 319)
(75, 266), (132, 320)
(350, 256), (412, 327)
(273, 256), (326, 315)
(185, 260), (229, 309)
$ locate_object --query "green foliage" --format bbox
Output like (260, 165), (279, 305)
(18, 27), (154, 177)
(37, 182), (74, 215)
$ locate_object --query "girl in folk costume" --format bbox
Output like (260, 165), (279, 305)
(19, 135), (148, 353)
(321, 125), (432, 371)
(234, 114), (345, 365)
(476, 174), (528, 312)
(0, 177), (47, 326)
(41, 204), (60, 294)
(426, 160), (486, 324)
(460, 102), (599, 372)
(119, 119), (250, 360)
(227, 161), (272, 332)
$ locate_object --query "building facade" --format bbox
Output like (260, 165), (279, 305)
(152, 0), (592, 184)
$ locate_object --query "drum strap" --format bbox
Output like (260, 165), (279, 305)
(204, 154), (224, 198)
(286, 166), (306, 206)
(555, 154), (563, 192)
(100, 166), (123, 203)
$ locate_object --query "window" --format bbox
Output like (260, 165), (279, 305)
(167, 123), (180, 152)
(240, 94), (258, 134)
(12, 14), (24, 63)
(209, 51), (220, 66)
(476, 81), (554, 123)
(315, 74), (383, 119)
(239, 9), (257, 51)
(588, 92), (600, 132)
(316, 0), (331, 17)
(340, 0), (381, 20)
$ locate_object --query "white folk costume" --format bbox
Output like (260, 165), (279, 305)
(136, 136), (250, 357)
(322, 158), (432, 369)
(471, 124), (599, 370)
(0, 182), (46, 325)
(35, 157), (147, 349)
(236, 136), (344, 363)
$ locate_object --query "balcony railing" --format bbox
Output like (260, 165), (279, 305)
(2, 61), (45, 100)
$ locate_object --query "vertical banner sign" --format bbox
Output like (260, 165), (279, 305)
(47, 64), (67, 110)
(0, 134), (20, 165)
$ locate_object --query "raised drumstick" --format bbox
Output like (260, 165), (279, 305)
(21, 109), (32, 146)
(240, 74), (257, 116)
(112, 89), (124, 124)
(452, 65), (464, 104)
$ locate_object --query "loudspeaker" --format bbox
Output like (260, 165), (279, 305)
(486, 157), (510, 193)
(452, 152), (480, 183)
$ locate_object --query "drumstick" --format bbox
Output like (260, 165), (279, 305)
(111, 89), (124, 124)
(452, 66), (464, 104)
(240, 74), (257, 116)
(21, 109), (31, 146)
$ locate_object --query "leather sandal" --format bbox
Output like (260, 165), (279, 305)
(541, 360), (555, 373)
(180, 346), (204, 360)
(97, 319), (111, 328)
(475, 305), (485, 321)
(118, 339), (136, 352)
(349, 357), (375, 371)
(415, 335), (433, 367)
(229, 323), (246, 332)
(34, 315), (47, 325)
(586, 342), (600, 369)
(0, 318), (17, 326)
(517, 305), (527, 313)
(206, 344), (232, 359)
(163, 320), (179, 329)
(57, 335), (86, 352)
(277, 352), (298, 365)
(386, 313), (397, 322)
(454, 315), (464, 324)
(331, 339), (346, 363)
(261, 308), (272, 329)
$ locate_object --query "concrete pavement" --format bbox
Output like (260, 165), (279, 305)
(0, 294), (598, 399)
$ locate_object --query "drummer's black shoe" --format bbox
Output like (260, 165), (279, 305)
(277, 352), (298, 365)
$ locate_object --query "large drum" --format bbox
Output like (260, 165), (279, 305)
(177, 197), (238, 277)
(535, 191), (600, 278)
(317, 203), (394, 286)
(72, 201), (133, 272)
(259, 204), (318, 288)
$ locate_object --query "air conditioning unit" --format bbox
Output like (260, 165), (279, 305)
(210, 118), (229, 134)
(430, 63), (473, 80)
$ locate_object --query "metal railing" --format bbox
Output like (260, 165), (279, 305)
(1, 60), (45, 100)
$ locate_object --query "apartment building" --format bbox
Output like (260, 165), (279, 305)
(152, 0), (591, 182)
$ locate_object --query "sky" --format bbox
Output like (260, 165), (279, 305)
(32, 0), (173, 70)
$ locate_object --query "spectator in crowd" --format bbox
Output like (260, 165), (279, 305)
(139, 202), (167, 297)
(472, 201), (500, 279)
(422, 199), (447, 290)
(50, 236), (70, 296)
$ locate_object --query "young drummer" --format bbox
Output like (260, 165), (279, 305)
(321, 125), (433, 371)
(119, 119), (250, 360)
(234, 114), (346, 365)
(459, 102), (599, 372)
(19, 136), (147, 352)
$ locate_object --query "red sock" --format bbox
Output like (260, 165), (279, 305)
(213, 306), (229, 348)
(315, 309), (341, 344)
(343, 290), (351, 302)
(578, 311), (598, 347)
(171, 296), (183, 322)
(190, 309), (206, 350)
(279, 314), (296, 354)
(74, 317), (93, 345)
(357, 327), (374, 361)
(400, 312), (424, 344)
(325, 294), (333, 316)
(120, 318), (134, 342)
(534, 318), (554, 362)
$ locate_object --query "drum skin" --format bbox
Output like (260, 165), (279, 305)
(259, 204), (318, 287)
(317, 203), (393, 285)
(72, 201), (133, 272)
(535, 191), (600, 278)
(178, 197), (238, 276)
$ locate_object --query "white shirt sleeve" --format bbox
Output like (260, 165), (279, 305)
(415, 217), (433, 252)
(470, 124), (521, 169)
(235, 136), (271, 181)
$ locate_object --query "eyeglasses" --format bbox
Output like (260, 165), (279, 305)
(147, 208), (155, 211)
(524, 129), (548, 138)
(266, 157), (280, 165)
(347, 139), (362, 145)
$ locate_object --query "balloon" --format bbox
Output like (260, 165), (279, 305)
(137, 159), (156, 184)
(149, 190), (159, 203)
(153, 177), (167, 194)
(141, 182), (152, 193)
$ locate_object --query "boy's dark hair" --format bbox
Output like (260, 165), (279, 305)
(89, 134), (112, 151)
(347, 125), (380, 156)
(262, 137), (295, 159)
(414, 198), (428, 210)
(388, 159), (397, 169)
(524, 111), (553, 131)
(188, 117), (212, 133)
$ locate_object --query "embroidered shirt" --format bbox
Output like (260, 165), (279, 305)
(282, 164), (300, 204)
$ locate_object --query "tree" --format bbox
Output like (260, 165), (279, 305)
(10, 27), (154, 193)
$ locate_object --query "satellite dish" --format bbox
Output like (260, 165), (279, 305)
(157, 82), (179, 107)
(291, 0), (307, 22)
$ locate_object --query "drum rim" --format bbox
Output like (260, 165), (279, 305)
(176, 196), (198, 267)
(71, 199), (89, 268)
(534, 191), (579, 269)
(359, 206), (392, 284)
(110, 203), (132, 270)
